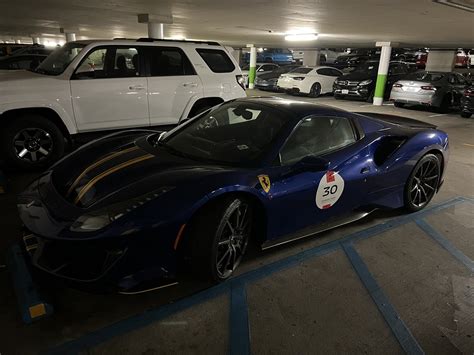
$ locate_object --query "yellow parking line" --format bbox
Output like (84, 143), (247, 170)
(462, 143), (474, 148)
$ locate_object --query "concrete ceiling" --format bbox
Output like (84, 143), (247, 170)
(0, 0), (473, 48)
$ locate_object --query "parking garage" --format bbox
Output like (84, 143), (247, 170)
(0, 1), (473, 354)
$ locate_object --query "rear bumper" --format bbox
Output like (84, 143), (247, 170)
(390, 91), (436, 106)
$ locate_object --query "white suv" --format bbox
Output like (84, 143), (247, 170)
(0, 39), (246, 169)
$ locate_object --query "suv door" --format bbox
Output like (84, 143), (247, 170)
(267, 115), (370, 239)
(145, 46), (203, 125)
(70, 45), (149, 131)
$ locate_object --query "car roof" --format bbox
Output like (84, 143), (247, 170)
(232, 96), (348, 119)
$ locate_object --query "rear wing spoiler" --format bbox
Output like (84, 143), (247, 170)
(355, 112), (437, 129)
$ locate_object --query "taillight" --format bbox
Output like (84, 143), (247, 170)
(464, 89), (474, 97)
(292, 77), (305, 81)
(421, 86), (436, 91)
(393, 83), (403, 88)
(236, 75), (246, 90)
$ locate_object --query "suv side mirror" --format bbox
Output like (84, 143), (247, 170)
(293, 156), (329, 172)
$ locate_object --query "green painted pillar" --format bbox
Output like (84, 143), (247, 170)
(373, 43), (392, 106)
(248, 46), (257, 89)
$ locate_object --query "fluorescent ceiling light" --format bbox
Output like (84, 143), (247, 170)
(433, 0), (474, 12)
(285, 33), (318, 41)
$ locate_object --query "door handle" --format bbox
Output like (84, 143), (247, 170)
(183, 82), (198, 87)
(129, 85), (145, 90)
(360, 167), (370, 174)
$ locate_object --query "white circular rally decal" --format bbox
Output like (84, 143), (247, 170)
(316, 171), (345, 209)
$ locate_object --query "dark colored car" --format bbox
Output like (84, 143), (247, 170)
(18, 98), (449, 294)
(390, 72), (471, 112)
(254, 65), (301, 91)
(332, 54), (370, 70)
(460, 86), (473, 118)
(333, 61), (411, 102)
(0, 54), (47, 70)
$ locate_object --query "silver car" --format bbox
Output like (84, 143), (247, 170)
(390, 71), (471, 111)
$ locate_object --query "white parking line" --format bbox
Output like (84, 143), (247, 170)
(428, 114), (447, 117)
(359, 104), (372, 107)
(383, 103), (394, 106)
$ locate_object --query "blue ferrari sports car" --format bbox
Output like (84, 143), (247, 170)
(18, 97), (448, 293)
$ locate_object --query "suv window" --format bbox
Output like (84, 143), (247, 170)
(280, 116), (356, 165)
(260, 64), (276, 72)
(196, 48), (235, 73)
(148, 47), (195, 76)
(389, 64), (407, 75)
(74, 46), (141, 79)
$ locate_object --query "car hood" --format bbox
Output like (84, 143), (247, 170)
(0, 69), (45, 82)
(50, 133), (238, 210)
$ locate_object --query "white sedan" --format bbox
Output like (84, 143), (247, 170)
(277, 66), (343, 97)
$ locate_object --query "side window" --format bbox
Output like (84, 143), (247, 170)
(448, 74), (458, 84)
(330, 69), (343, 77)
(280, 116), (356, 166)
(389, 64), (405, 75)
(316, 68), (333, 76)
(196, 48), (235, 73)
(74, 46), (141, 79)
(455, 73), (468, 85)
(149, 47), (195, 76)
(75, 48), (107, 77)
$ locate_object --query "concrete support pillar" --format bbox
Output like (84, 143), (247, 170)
(425, 50), (455, 72)
(148, 23), (164, 39)
(303, 50), (320, 66)
(14, 39), (21, 44)
(32, 37), (40, 44)
(248, 46), (257, 89)
(373, 42), (392, 106)
(65, 33), (76, 42)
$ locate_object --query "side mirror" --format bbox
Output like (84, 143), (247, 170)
(293, 156), (329, 172)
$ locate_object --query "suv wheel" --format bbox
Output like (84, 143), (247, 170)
(1, 114), (65, 170)
(460, 111), (472, 118)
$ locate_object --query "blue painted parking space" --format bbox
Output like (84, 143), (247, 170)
(46, 196), (473, 355)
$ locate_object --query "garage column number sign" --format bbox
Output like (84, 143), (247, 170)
(316, 171), (344, 209)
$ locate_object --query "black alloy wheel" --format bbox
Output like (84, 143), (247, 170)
(191, 197), (253, 282)
(309, 82), (322, 98)
(404, 154), (440, 212)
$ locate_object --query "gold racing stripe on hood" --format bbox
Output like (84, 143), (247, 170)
(67, 146), (139, 196)
(74, 152), (154, 205)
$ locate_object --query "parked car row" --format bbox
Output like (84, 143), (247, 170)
(251, 61), (472, 118)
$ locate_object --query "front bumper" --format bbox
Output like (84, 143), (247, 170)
(333, 84), (371, 99)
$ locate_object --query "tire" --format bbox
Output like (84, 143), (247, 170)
(460, 111), (472, 118)
(394, 102), (405, 108)
(1, 114), (65, 170)
(308, 82), (322, 98)
(404, 154), (441, 212)
(437, 94), (452, 113)
(190, 197), (253, 282)
(366, 90), (375, 103)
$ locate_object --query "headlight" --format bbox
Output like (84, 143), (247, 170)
(70, 186), (174, 232)
(359, 79), (372, 86)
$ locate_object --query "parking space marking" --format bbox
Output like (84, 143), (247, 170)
(342, 242), (424, 355)
(230, 281), (250, 355)
(415, 219), (474, 273)
(46, 197), (468, 355)
(462, 143), (474, 148)
(428, 114), (447, 117)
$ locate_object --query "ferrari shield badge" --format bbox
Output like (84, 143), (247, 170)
(258, 174), (271, 193)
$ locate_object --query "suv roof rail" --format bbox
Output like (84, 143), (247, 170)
(136, 38), (221, 46)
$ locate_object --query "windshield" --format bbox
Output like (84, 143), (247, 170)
(159, 102), (291, 166)
(354, 62), (379, 73)
(35, 42), (86, 75)
(404, 72), (445, 82)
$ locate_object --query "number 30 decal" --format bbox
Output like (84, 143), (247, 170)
(316, 171), (344, 209)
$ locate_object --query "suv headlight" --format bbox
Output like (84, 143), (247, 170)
(70, 186), (174, 232)
(359, 79), (372, 86)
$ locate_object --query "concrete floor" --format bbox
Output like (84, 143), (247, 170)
(0, 90), (473, 355)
